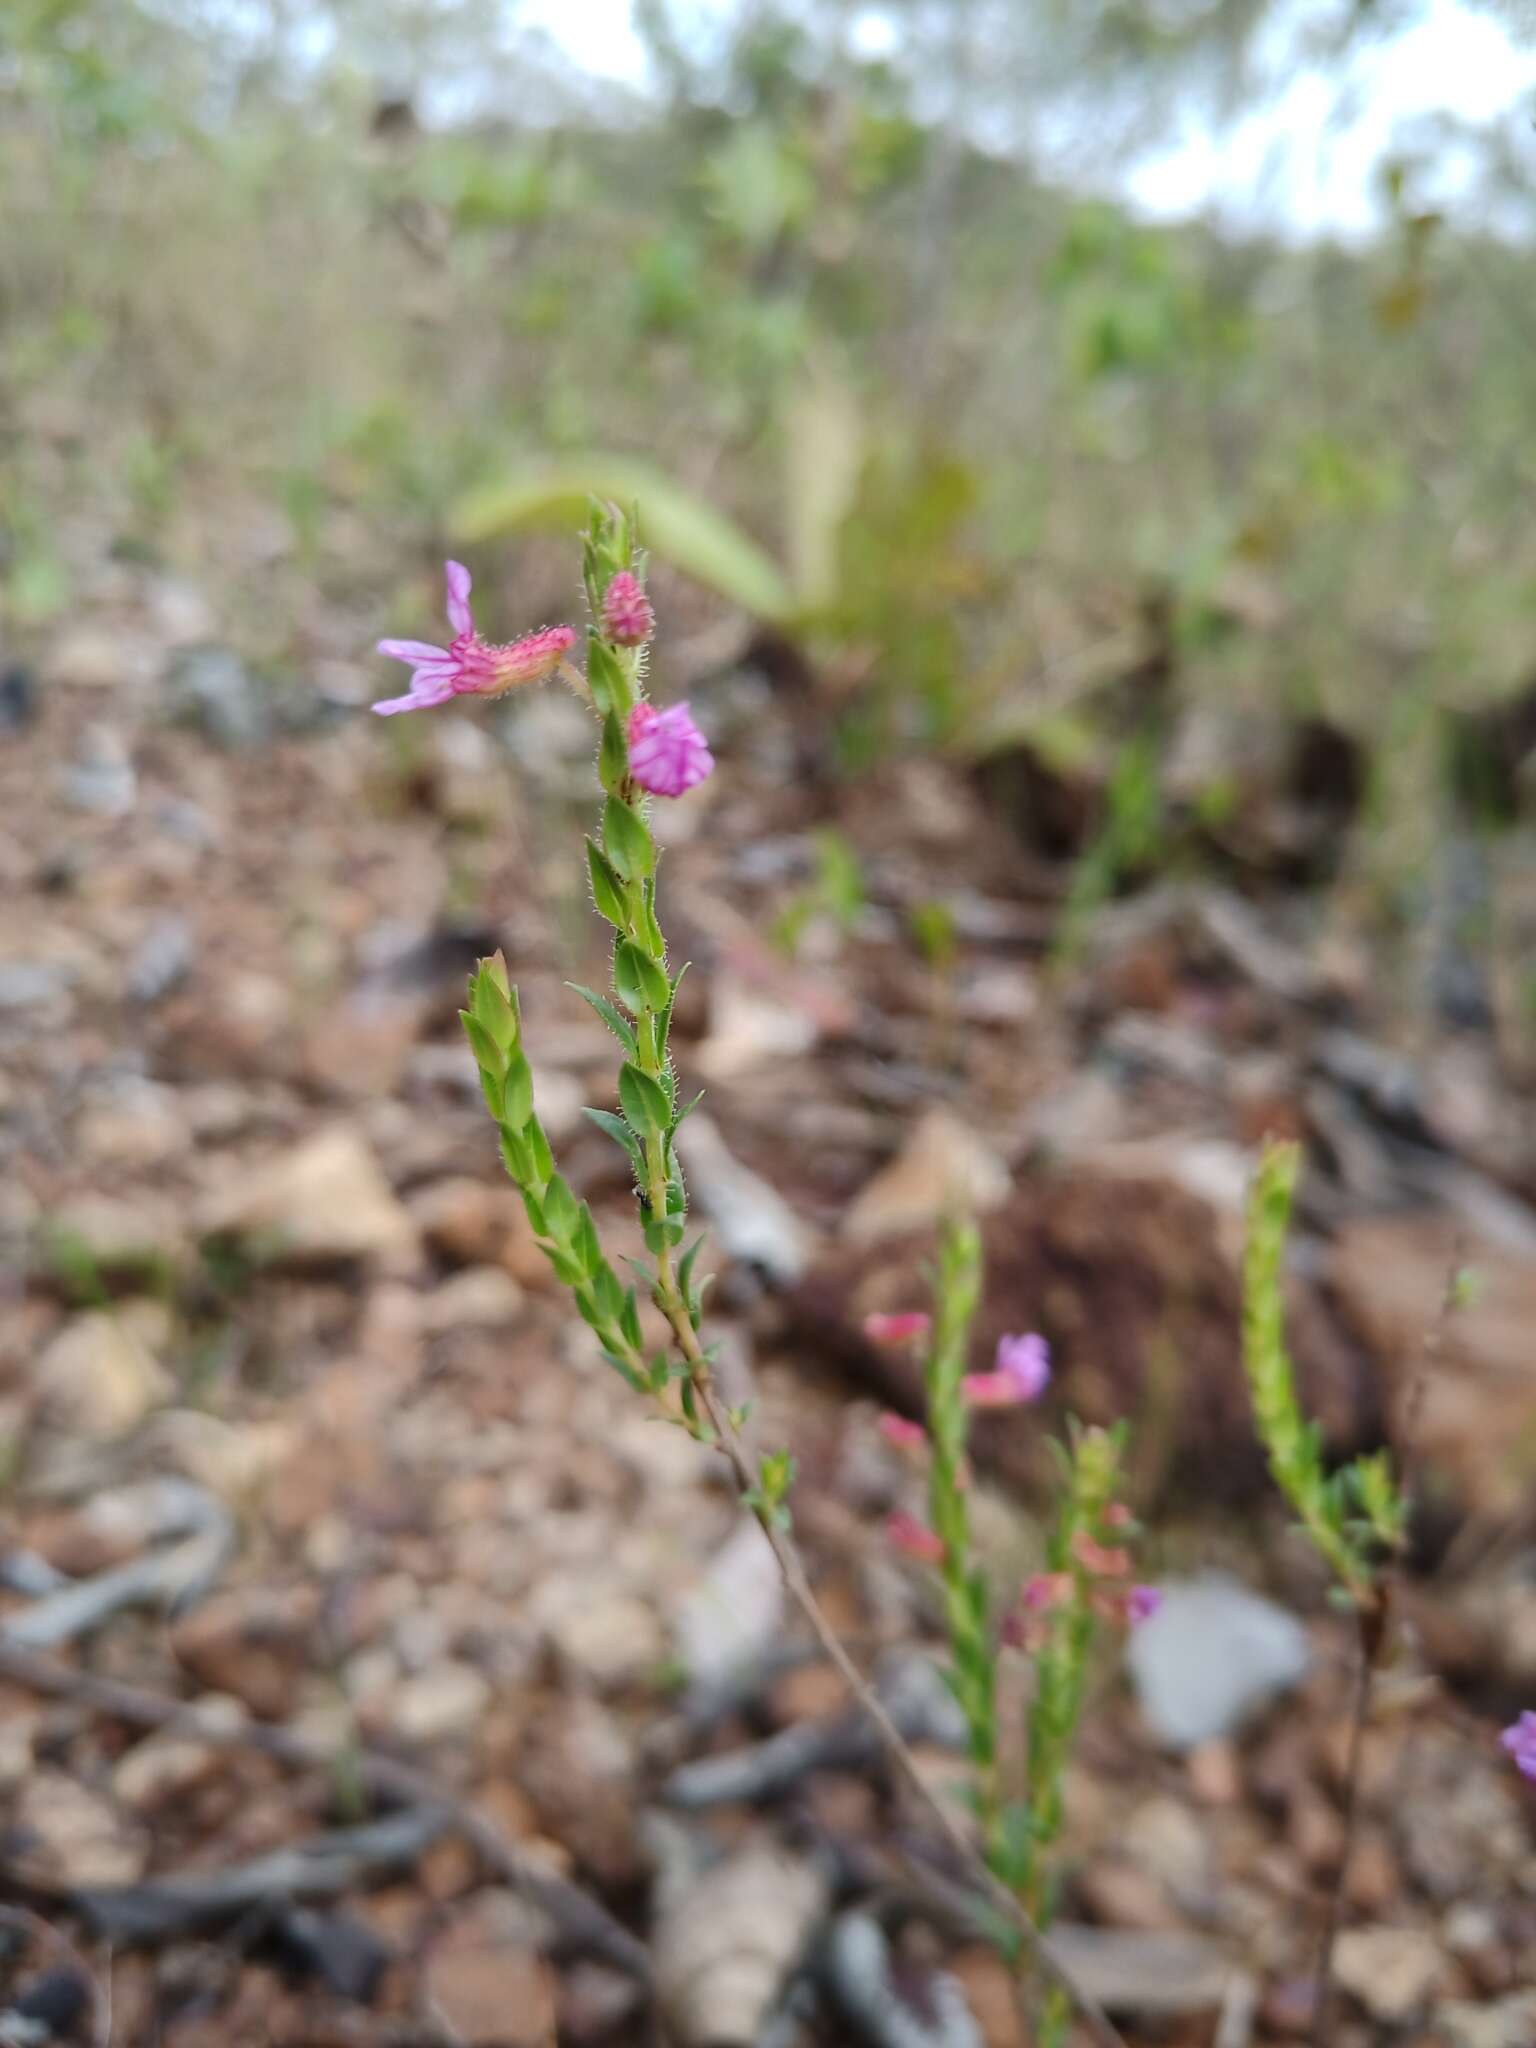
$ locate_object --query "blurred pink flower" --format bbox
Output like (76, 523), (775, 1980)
(1501, 1711), (1536, 1780)
(863, 1311), (932, 1345)
(627, 701), (713, 797)
(962, 1333), (1050, 1408)
(1072, 1531), (1132, 1578)
(886, 1511), (944, 1563)
(996, 1332), (1051, 1401)
(602, 570), (654, 647)
(1126, 1584), (1163, 1625)
(1022, 1571), (1072, 1612)
(878, 1412), (927, 1452)
(373, 560), (575, 716)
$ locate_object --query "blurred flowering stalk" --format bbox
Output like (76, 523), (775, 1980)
(1242, 1140), (1405, 1608)
(871, 1226), (1154, 2047)
(1241, 1137), (1407, 2033)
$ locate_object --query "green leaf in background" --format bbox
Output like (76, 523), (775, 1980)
(454, 458), (795, 624)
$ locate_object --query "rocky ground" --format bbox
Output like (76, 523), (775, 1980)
(3, 552), (1536, 2046)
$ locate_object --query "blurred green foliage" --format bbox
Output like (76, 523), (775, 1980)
(3, 0), (1535, 806)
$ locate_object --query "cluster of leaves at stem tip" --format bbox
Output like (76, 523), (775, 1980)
(458, 504), (737, 1453)
(1242, 1139), (1405, 1607)
(920, 1218), (1136, 2041)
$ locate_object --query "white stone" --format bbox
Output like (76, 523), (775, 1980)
(1126, 1572), (1310, 1750)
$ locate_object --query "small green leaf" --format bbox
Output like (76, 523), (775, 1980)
(470, 958), (518, 1050)
(527, 1120), (555, 1186)
(586, 839), (630, 929)
(582, 1105), (646, 1178)
(542, 1174), (580, 1243)
(603, 794), (654, 881)
(502, 1050), (534, 1132)
(620, 1061), (672, 1135)
(620, 1286), (643, 1350)
(567, 982), (637, 1056)
(598, 710), (629, 796)
(586, 634), (629, 717)
(614, 939), (670, 1015)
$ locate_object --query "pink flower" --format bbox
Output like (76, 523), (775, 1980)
(962, 1334), (1050, 1408)
(996, 1332), (1051, 1402)
(878, 1413), (927, 1452)
(602, 570), (654, 648)
(886, 1511), (945, 1564)
(627, 701), (713, 797)
(1072, 1531), (1132, 1578)
(1022, 1571), (1072, 1612)
(373, 561), (576, 716)
(1501, 1711), (1536, 1780)
(1126, 1584), (1163, 1625)
(863, 1312), (932, 1346)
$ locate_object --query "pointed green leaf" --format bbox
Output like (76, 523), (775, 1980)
(603, 794), (654, 881)
(568, 982), (637, 1056)
(598, 710), (629, 796)
(586, 838), (630, 929)
(620, 1061), (672, 1135)
(455, 458), (795, 625)
(582, 1105), (646, 1178)
(614, 939), (670, 1016)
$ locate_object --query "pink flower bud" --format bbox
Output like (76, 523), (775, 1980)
(886, 1511), (945, 1563)
(627, 701), (713, 797)
(863, 1312), (932, 1345)
(878, 1413), (927, 1452)
(1022, 1571), (1073, 1612)
(602, 570), (654, 648)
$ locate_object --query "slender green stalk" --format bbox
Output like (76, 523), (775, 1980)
(458, 505), (1126, 2048)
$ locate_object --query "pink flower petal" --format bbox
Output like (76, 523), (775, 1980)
(444, 560), (475, 637)
(886, 1511), (945, 1563)
(627, 701), (714, 797)
(995, 1332), (1050, 1403)
(878, 1413), (927, 1451)
(961, 1370), (1025, 1408)
(377, 638), (453, 666)
(863, 1312), (932, 1345)
(1126, 1585), (1163, 1625)
(371, 675), (459, 716)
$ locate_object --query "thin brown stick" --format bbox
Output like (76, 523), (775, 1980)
(1310, 1597), (1384, 2047)
(1311, 1249), (1461, 2046)
(0, 1638), (648, 1979)
(660, 1296), (1128, 2048)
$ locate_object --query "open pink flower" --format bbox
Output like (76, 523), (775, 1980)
(878, 1412), (927, 1452)
(1126, 1584), (1163, 1626)
(962, 1332), (1051, 1409)
(627, 701), (713, 796)
(886, 1511), (945, 1563)
(996, 1333), (1051, 1400)
(602, 570), (654, 648)
(1501, 1711), (1536, 1780)
(864, 1312), (932, 1346)
(373, 561), (576, 716)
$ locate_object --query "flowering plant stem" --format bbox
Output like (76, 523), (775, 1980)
(459, 505), (1127, 2048)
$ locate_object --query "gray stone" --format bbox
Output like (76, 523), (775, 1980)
(1126, 1572), (1310, 1750)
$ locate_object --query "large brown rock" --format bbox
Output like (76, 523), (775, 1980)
(1329, 1213), (1536, 1516)
(784, 1167), (1371, 1504)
